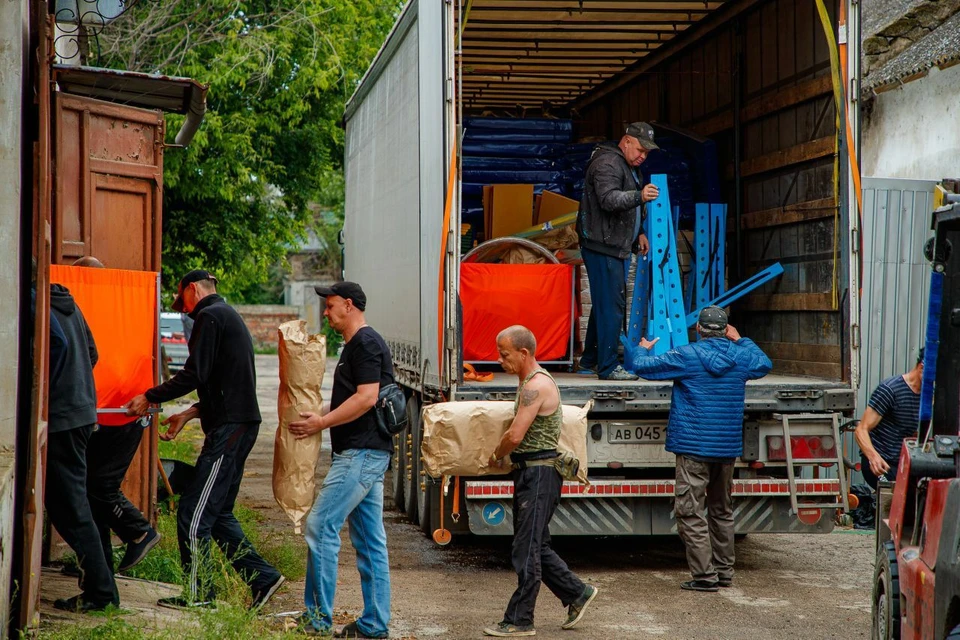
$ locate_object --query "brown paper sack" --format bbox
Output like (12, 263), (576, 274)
(421, 400), (591, 484)
(273, 320), (326, 533)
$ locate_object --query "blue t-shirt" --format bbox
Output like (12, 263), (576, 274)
(867, 375), (920, 463)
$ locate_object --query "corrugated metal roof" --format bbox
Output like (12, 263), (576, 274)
(865, 9), (960, 91)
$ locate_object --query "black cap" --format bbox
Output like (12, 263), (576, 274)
(172, 269), (218, 312)
(625, 122), (659, 151)
(698, 306), (728, 331)
(314, 281), (367, 311)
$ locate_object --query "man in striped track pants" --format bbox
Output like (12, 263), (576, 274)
(125, 269), (284, 610)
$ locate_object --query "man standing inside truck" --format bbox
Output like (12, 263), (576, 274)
(626, 307), (772, 592)
(854, 351), (923, 488)
(484, 325), (598, 637)
(576, 122), (660, 381)
(124, 269), (285, 610)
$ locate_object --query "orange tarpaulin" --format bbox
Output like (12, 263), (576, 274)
(460, 263), (574, 362)
(50, 266), (158, 427)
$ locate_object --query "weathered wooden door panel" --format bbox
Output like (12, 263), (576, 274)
(52, 92), (163, 529)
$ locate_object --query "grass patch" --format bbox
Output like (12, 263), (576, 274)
(254, 345), (279, 355)
(34, 603), (305, 639)
(235, 505), (307, 581)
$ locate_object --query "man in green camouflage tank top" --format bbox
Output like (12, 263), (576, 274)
(482, 326), (598, 638)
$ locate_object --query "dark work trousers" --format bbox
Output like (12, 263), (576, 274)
(860, 454), (899, 490)
(46, 425), (119, 606)
(87, 421), (152, 569)
(579, 246), (630, 378)
(178, 422), (281, 601)
(674, 456), (736, 583)
(503, 466), (584, 627)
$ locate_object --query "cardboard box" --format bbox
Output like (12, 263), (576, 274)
(536, 190), (580, 225)
(488, 184), (535, 239)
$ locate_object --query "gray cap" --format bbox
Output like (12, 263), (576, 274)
(698, 306), (728, 331)
(625, 122), (659, 151)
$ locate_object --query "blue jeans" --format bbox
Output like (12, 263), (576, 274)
(304, 449), (391, 636)
(580, 246), (631, 377)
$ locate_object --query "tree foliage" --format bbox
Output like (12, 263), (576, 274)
(92, 0), (399, 303)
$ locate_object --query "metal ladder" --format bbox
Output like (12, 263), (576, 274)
(781, 413), (850, 513)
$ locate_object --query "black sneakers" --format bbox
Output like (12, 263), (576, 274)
(562, 584), (599, 629)
(157, 595), (215, 610)
(482, 622), (536, 637)
(600, 365), (639, 381)
(117, 527), (161, 572)
(251, 574), (286, 610)
(53, 594), (118, 613)
(680, 579), (720, 592)
(334, 620), (389, 638)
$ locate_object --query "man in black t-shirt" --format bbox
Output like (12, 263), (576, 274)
(289, 281), (393, 639)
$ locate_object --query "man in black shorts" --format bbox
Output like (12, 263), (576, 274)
(290, 281), (393, 639)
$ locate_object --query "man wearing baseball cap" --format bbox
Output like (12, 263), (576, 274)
(289, 281), (394, 639)
(124, 269), (284, 610)
(622, 306), (772, 592)
(576, 122), (660, 381)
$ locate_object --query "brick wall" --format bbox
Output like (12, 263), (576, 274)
(235, 305), (301, 348)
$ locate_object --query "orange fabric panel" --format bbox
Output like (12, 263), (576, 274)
(460, 263), (573, 362)
(50, 266), (158, 426)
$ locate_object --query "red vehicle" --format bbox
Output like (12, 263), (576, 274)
(872, 199), (960, 640)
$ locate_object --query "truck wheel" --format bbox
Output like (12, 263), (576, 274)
(403, 396), (421, 524)
(872, 540), (901, 640)
(391, 428), (406, 512)
(419, 476), (439, 537)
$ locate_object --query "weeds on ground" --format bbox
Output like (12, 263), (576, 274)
(33, 603), (306, 639)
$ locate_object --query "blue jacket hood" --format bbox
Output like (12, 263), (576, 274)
(696, 339), (737, 377)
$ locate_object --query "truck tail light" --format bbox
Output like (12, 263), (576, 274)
(766, 435), (838, 461)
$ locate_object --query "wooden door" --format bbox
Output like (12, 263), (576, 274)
(52, 92), (164, 526)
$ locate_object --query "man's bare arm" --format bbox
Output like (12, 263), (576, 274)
(492, 381), (547, 460)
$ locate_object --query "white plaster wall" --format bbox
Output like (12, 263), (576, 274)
(0, 1), (24, 631)
(862, 63), (960, 180)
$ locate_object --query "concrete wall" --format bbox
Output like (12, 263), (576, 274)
(283, 280), (333, 335)
(863, 64), (960, 180)
(0, 0), (24, 632)
(235, 305), (301, 348)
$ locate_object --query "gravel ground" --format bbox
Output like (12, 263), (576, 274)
(97, 354), (868, 640)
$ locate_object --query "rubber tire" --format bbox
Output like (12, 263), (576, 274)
(403, 396), (421, 524)
(391, 428), (406, 512)
(872, 540), (901, 640)
(419, 476), (438, 537)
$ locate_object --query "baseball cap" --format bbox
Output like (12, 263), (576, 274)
(625, 122), (659, 151)
(172, 269), (218, 312)
(314, 281), (367, 311)
(698, 306), (728, 331)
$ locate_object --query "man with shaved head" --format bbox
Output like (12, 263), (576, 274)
(483, 326), (597, 637)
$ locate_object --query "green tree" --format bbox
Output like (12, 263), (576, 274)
(92, 0), (399, 303)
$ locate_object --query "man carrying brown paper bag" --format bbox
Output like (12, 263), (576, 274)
(484, 325), (598, 637)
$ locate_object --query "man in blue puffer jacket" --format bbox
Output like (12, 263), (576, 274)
(623, 306), (772, 592)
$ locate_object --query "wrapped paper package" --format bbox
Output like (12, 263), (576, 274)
(273, 320), (326, 533)
(421, 400), (591, 484)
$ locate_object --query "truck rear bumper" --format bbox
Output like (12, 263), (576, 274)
(465, 479), (839, 536)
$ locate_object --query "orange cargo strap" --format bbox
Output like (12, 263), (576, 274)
(437, 139), (458, 387)
(451, 476), (461, 523)
(463, 363), (493, 383)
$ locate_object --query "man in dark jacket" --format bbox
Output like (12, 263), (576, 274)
(48, 284), (119, 612)
(624, 306), (772, 592)
(124, 270), (284, 610)
(576, 122), (660, 381)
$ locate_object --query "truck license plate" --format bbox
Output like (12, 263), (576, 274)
(607, 423), (666, 444)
